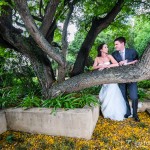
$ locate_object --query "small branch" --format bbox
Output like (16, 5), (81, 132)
(15, 21), (25, 28)
(57, 1), (75, 82)
(62, 3), (74, 58)
(39, 0), (44, 19)
(32, 15), (43, 22)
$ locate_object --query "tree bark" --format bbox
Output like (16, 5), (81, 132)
(71, 0), (124, 76)
(49, 43), (150, 98)
(40, 0), (60, 37)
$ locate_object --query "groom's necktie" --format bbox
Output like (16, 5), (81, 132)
(119, 51), (125, 60)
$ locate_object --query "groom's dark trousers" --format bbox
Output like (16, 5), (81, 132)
(112, 48), (139, 117)
(119, 82), (138, 117)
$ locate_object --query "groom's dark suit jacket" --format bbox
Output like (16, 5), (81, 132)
(112, 48), (139, 117)
(112, 48), (139, 63)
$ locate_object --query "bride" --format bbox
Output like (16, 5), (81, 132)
(93, 43), (126, 121)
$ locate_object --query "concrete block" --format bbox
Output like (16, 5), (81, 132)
(0, 111), (7, 134)
(128, 101), (150, 112)
(5, 106), (99, 139)
(146, 109), (150, 116)
(137, 101), (150, 112)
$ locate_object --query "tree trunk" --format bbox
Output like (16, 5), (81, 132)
(30, 55), (55, 99)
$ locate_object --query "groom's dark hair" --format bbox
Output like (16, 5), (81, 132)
(114, 37), (126, 45)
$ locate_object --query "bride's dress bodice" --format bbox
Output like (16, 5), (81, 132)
(99, 62), (110, 66)
(104, 62), (110, 65)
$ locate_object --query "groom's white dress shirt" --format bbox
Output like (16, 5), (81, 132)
(119, 49), (125, 60)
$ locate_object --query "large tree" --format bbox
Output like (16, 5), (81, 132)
(0, 0), (150, 98)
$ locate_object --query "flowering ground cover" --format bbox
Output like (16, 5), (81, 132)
(0, 112), (150, 150)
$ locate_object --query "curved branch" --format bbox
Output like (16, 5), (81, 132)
(49, 43), (150, 98)
(14, 0), (64, 66)
(97, 0), (125, 29)
(40, 0), (60, 37)
(62, 3), (74, 54)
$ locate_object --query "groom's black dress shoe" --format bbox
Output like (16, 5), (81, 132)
(124, 114), (131, 118)
(133, 116), (140, 122)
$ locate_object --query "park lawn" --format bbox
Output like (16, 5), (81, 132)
(0, 112), (150, 150)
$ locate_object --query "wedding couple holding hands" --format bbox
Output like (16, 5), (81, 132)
(93, 37), (140, 122)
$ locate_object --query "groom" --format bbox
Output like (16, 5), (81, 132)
(112, 37), (140, 122)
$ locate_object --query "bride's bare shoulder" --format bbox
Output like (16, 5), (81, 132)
(95, 56), (102, 60)
(108, 55), (115, 59)
(108, 54), (112, 57)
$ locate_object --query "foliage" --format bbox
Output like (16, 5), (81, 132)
(0, 48), (41, 109)
(42, 92), (99, 114)
(138, 80), (150, 89)
(0, 86), (99, 112)
(0, 0), (9, 16)
(19, 95), (42, 109)
(133, 15), (150, 56)
(81, 85), (101, 95)
(138, 89), (147, 102)
(0, 86), (22, 108)
(138, 80), (150, 101)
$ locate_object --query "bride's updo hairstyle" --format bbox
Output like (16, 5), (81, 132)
(97, 43), (105, 57)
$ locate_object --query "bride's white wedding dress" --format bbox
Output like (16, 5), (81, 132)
(99, 62), (126, 121)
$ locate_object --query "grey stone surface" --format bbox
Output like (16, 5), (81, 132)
(5, 106), (99, 139)
(128, 101), (150, 112)
(0, 111), (7, 134)
(146, 109), (150, 115)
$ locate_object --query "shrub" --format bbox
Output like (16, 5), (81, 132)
(138, 80), (150, 89)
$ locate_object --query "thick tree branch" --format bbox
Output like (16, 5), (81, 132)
(40, 0), (59, 37)
(45, 20), (57, 43)
(49, 43), (150, 98)
(14, 0), (64, 66)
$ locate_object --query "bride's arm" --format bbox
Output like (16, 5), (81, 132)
(93, 57), (100, 69)
(93, 57), (106, 70)
(107, 55), (119, 68)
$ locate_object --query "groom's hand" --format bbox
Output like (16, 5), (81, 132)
(119, 60), (128, 66)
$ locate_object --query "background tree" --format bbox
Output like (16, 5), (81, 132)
(0, 0), (150, 99)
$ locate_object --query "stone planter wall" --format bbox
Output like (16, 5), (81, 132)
(0, 111), (7, 134)
(5, 106), (99, 139)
